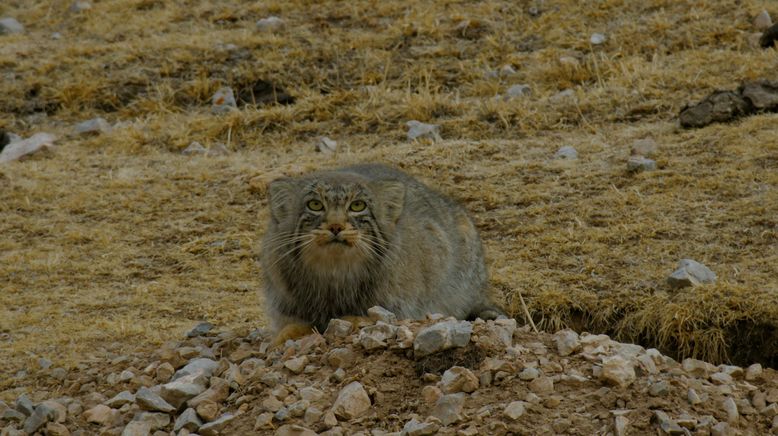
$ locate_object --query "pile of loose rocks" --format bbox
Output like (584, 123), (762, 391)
(1, 307), (776, 435)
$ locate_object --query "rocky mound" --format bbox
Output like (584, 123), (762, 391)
(1, 309), (777, 435)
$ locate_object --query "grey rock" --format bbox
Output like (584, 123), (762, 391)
(506, 84), (531, 98)
(653, 410), (685, 434)
(23, 403), (58, 434)
(160, 372), (208, 409)
(519, 366), (540, 381)
(332, 381), (371, 419)
(303, 406), (323, 425)
(315, 136), (337, 154)
(682, 358), (717, 376)
(668, 259), (716, 288)
(274, 406), (290, 421)
(554, 146), (577, 160)
(754, 10), (773, 30)
(358, 322), (396, 350)
(528, 376), (554, 394)
(627, 156), (656, 172)
(739, 80), (778, 110)
(414, 320), (472, 357)
(553, 330), (580, 356)
(256, 16), (285, 32)
(2, 408), (27, 423)
(50, 367), (68, 381)
(327, 348), (356, 369)
(71, 1), (92, 12)
(0, 18), (24, 35)
(105, 391), (135, 408)
(723, 397), (738, 423)
(74, 117), (112, 135)
(121, 421), (151, 436)
(211, 87), (237, 113)
(710, 422), (732, 436)
(182, 141), (207, 155)
(284, 356), (308, 374)
(83, 404), (120, 426)
(630, 138), (658, 157)
(550, 89), (576, 102)
(745, 363), (763, 381)
(440, 366), (479, 393)
(186, 322), (214, 337)
(367, 306), (397, 323)
(15, 395), (34, 416)
(198, 413), (235, 436)
(119, 370), (135, 382)
(38, 358), (53, 369)
(599, 355), (636, 388)
(132, 412), (170, 430)
(173, 358), (219, 380)
(324, 319), (353, 338)
(590, 33), (607, 45)
(687, 388), (703, 405)
(135, 387), (175, 413)
(431, 393), (465, 425)
(174, 408), (202, 432)
(288, 400), (309, 418)
(206, 142), (230, 157)
(299, 387), (325, 403)
(406, 120), (441, 142)
(402, 418), (439, 436)
(648, 380), (669, 396)
(711, 372), (734, 385)
(679, 90), (750, 128)
(503, 401), (525, 420)
(614, 415), (629, 436)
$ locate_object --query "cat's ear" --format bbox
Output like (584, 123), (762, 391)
(268, 178), (299, 223)
(371, 181), (405, 224)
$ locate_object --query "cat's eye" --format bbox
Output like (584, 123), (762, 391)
(306, 200), (324, 211)
(349, 200), (367, 212)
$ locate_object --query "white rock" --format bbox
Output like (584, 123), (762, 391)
(394, 325), (414, 349)
(83, 404), (120, 426)
(431, 393), (465, 425)
(74, 117), (112, 135)
(315, 136), (337, 154)
(614, 415), (629, 436)
(182, 141), (207, 155)
(553, 330), (580, 356)
(723, 397), (739, 423)
(70, 1), (92, 12)
(745, 363), (763, 381)
(0, 133), (56, 164)
(160, 371), (208, 409)
(174, 358), (219, 380)
(519, 367), (540, 381)
(406, 120), (441, 141)
(668, 259), (716, 288)
(590, 33), (607, 45)
(367, 306), (397, 323)
(358, 322), (396, 350)
(256, 16), (285, 32)
(402, 417), (439, 436)
(599, 355), (636, 388)
(331, 381), (371, 419)
(503, 401), (525, 420)
(506, 84), (531, 98)
(440, 366), (479, 393)
(324, 319), (353, 338)
(755, 10), (773, 30)
(284, 356), (308, 374)
(0, 18), (24, 35)
(554, 146), (577, 160)
(414, 320), (472, 356)
(627, 156), (656, 172)
(211, 87), (237, 113)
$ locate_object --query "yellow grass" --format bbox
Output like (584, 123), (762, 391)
(1, 0), (777, 397)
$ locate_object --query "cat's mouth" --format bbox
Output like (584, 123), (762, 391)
(326, 238), (352, 246)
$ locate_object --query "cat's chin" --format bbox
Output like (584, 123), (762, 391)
(301, 244), (366, 271)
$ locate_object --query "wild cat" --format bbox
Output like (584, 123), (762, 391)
(260, 163), (504, 343)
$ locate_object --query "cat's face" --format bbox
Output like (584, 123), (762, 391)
(266, 173), (405, 271)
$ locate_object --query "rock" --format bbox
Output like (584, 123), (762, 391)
(211, 87), (237, 113)
(14, 395), (34, 417)
(723, 397), (738, 423)
(762, 403), (778, 418)
(550, 89), (576, 102)
(322, 410), (338, 428)
(630, 138), (658, 157)
(711, 372), (734, 385)
(206, 142), (230, 157)
(676, 413), (697, 429)
(255, 412), (274, 429)
(0, 17), (24, 34)
(653, 410), (685, 434)
(528, 376), (554, 394)
(0, 132), (57, 164)
(636, 354), (658, 375)
(121, 421), (151, 436)
(327, 348), (356, 369)
(174, 408), (202, 432)
(519, 367), (540, 381)
(132, 412), (170, 430)
(186, 322), (214, 337)
(315, 137), (337, 154)
(276, 424), (317, 436)
(590, 33), (607, 45)
(119, 370), (135, 383)
(198, 413), (235, 436)
(196, 400), (219, 422)
(432, 393), (465, 425)
(406, 120), (441, 142)
(553, 330), (580, 356)
(755, 10), (773, 30)
(160, 372), (208, 409)
(74, 117), (112, 135)
(668, 259), (716, 288)
(83, 404), (120, 426)
(261, 395), (283, 413)
(599, 355), (636, 388)
(2, 408), (26, 423)
(358, 322), (396, 350)
(421, 386), (443, 406)
(284, 356), (308, 374)
(187, 377), (229, 408)
(402, 418), (439, 435)
(414, 320), (472, 356)
(710, 421), (732, 436)
(324, 319), (353, 338)
(554, 146), (577, 160)
(288, 400), (309, 418)
(256, 16), (285, 32)
(766, 388), (778, 403)
(332, 382), (371, 419)
(503, 401), (525, 420)
(367, 306), (397, 324)
(648, 380), (669, 396)
(506, 84), (531, 98)
(395, 325), (414, 349)
(626, 156), (656, 172)
(155, 362), (175, 382)
(679, 90), (750, 128)
(688, 388), (703, 405)
(299, 387), (325, 403)
(23, 403), (59, 434)
(614, 415), (629, 436)
(760, 23), (778, 48)
(136, 387), (175, 413)
(682, 358), (717, 376)
(70, 1), (92, 12)
(45, 422), (70, 436)
(440, 366), (479, 393)
(105, 391), (135, 408)
(173, 358), (219, 380)
(745, 363), (763, 381)
(739, 80), (778, 110)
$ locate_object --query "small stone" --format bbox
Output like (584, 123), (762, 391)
(254, 412), (273, 429)
(614, 415), (629, 436)
(161, 372), (208, 409)
(406, 120), (441, 142)
(303, 406), (323, 425)
(358, 322), (396, 350)
(196, 400), (219, 422)
(745, 363), (763, 381)
(324, 319), (353, 338)
(174, 408), (202, 432)
(155, 362), (175, 382)
(554, 146), (577, 160)
(766, 388), (778, 403)
(723, 397), (738, 423)
(299, 387), (325, 403)
(3, 408), (26, 422)
(276, 424), (317, 436)
(687, 388), (703, 405)
(284, 356), (308, 374)
(198, 413), (235, 436)
(421, 386), (443, 405)
(505, 84), (531, 99)
(50, 367), (68, 380)
(83, 404), (120, 426)
(648, 380), (669, 396)
(122, 421), (151, 436)
(38, 358), (53, 369)
(315, 137), (337, 154)
(74, 117), (112, 135)
(256, 16), (285, 32)
(528, 376), (554, 394)
(762, 403), (778, 418)
(15, 395), (34, 416)
(23, 403), (59, 434)
(188, 377), (229, 408)
(432, 393), (465, 426)
(630, 138), (658, 157)
(211, 87), (237, 113)
(710, 421), (731, 436)
(322, 410), (338, 428)
(682, 358), (717, 376)
(627, 156), (656, 172)
(132, 412), (170, 430)
(440, 366), (479, 393)
(105, 391), (135, 408)
(0, 17), (24, 35)
(174, 358), (219, 380)
(653, 410), (685, 434)
(402, 418), (439, 436)
(331, 381), (371, 419)
(711, 372), (734, 385)
(120, 370), (135, 382)
(206, 143), (230, 157)
(394, 325), (414, 349)
(288, 400), (309, 418)
(136, 387), (175, 413)
(45, 422), (70, 436)
(676, 413), (697, 429)
(553, 330), (580, 356)
(503, 401), (525, 420)
(668, 260), (716, 288)
(550, 89), (576, 102)
(414, 320), (472, 357)
(590, 33), (607, 45)
(519, 367), (540, 381)
(367, 306), (397, 323)
(186, 322), (214, 337)
(331, 368), (346, 383)
(755, 10), (773, 30)
(599, 355), (636, 388)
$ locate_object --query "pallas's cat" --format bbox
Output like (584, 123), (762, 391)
(261, 164), (504, 342)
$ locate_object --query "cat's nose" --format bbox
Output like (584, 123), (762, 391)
(328, 223), (343, 235)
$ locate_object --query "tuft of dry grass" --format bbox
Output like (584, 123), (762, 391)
(1, 0), (777, 398)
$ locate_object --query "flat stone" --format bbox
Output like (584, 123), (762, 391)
(0, 132), (57, 164)
(358, 322), (396, 350)
(668, 259), (716, 288)
(173, 358), (219, 381)
(414, 320), (472, 357)
(187, 377), (229, 408)
(440, 366), (479, 393)
(406, 120), (441, 142)
(402, 418), (439, 436)
(132, 412), (170, 430)
(627, 156), (656, 172)
(83, 404), (120, 426)
(276, 424), (317, 436)
(323, 319), (353, 338)
(256, 16), (285, 32)
(284, 356), (308, 374)
(367, 306), (397, 323)
(554, 146), (577, 160)
(288, 400), (309, 418)
(553, 330), (580, 356)
(0, 17), (24, 34)
(160, 372), (208, 409)
(599, 355), (636, 388)
(432, 393), (465, 426)
(332, 381), (371, 419)
(105, 391), (135, 408)
(136, 387), (175, 413)
(529, 376), (554, 394)
(174, 408), (202, 432)
(506, 84), (532, 98)
(186, 322), (214, 337)
(198, 413), (235, 436)
(503, 401), (525, 420)
(74, 117), (112, 135)
(23, 403), (59, 434)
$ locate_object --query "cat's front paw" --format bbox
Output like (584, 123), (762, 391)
(272, 322), (314, 347)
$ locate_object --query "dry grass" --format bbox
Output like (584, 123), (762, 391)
(1, 0), (777, 395)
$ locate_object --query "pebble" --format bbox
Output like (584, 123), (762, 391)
(614, 415), (629, 436)
(174, 408), (202, 432)
(554, 146), (577, 160)
(358, 322), (396, 350)
(413, 320), (472, 356)
(754, 10), (772, 30)
(196, 400), (219, 421)
(630, 138), (658, 157)
(186, 322), (214, 337)
(395, 325), (414, 349)
(687, 388), (703, 405)
(331, 381), (371, 419)
(303, 406), (323, 425)
(74, 117), (112, 135)
(82, 404), (120, 426)
(528, 376), (554, 394)
(553, 330), (581, 356)
(440, 366), (479, 393)
(174, 358), (219, 380)
(136, 387), (176, 413)
(315, 136), (338, 154)
(256, 16), (285, 32)
(402, 418), (439, 436)
(23, 403), (59, 434)
(506, 84), (531, 98)
(299, 387), (325, 403)
(211, 87), (237, 113)
(277, 424), (317, 436)
(682, 358), (717, 376)
(503, 401), (525, 420)
(519, 367), (540, 381)
(722, 397), (738, 423)
(122, 420), (151, 436)
(198, 413), (235, 436)
(668, 259), (716, 288)
(160, 372), (209, 409)
(367, 306), (397, 324)
(324, 319), (354, 338)
(711, 372), (734, 385)
(406, 120), (442, 142)
(15, 395), (34, 416)
(187, 377), (229, 408)
(155, 362), (175, 382)
(0, 17), (24, 35)
(710, 421), (731, 436)
(745, 363), (762, 381)
(599, 355), (636, 388)
(590, 33), (607, 45)
(284, 356), (308, 374)
(626, 156), (656, 172)
(105, 391), (135, 408)
(432, 393), (465, 425)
